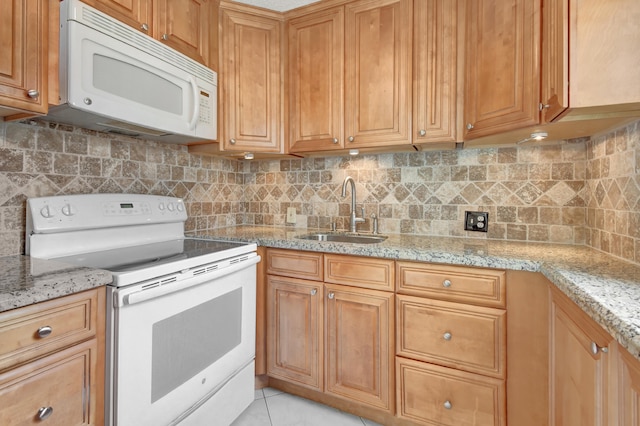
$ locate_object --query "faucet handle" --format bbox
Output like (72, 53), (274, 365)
(371, 213), (379, 234)
(360, 207), (365, 217)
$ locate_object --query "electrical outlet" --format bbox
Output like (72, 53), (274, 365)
(286, 207), (297, 224)
(465, 211), (488, 232)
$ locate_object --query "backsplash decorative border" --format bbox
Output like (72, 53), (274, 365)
(1, 118), (638, 265)
(243, 140), (588, 245)
(0, 120), (245, 257)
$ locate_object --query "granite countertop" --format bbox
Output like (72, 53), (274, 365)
(190, 225), (640, 361)
(0, 255), (112, 312)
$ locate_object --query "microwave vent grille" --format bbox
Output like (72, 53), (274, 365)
(78, 5), (216, 84)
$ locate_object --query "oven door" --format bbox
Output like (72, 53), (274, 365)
(106, 255), (259, 426)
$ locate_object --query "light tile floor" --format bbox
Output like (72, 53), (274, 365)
(232, 388), (383, 426)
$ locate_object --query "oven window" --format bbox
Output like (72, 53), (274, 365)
(151, 288), (242, 402)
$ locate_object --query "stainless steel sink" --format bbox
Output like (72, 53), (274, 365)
(295, 232), (387, 244)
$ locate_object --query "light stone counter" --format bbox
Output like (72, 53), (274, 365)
(0, 255), (112, 313)
(191, 225), (640, 362)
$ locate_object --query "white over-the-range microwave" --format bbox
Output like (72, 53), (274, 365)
(47, 0), (217, 144)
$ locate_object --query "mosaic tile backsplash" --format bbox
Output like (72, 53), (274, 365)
(0, 118), (638, 265)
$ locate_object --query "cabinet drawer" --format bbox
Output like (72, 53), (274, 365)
(397, 262), (506, 308)
(397, 295), (506, 378)
(267, 249), (323, 281)
(0, 288), (101, 372)
(0, 340), (95, 426)
(324, 254), (394, 291)
(396, 357), (506, 426)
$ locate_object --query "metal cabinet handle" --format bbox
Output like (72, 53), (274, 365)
(591, 341), (608, 355)
(229, 138), (236, 145)
(37, 406), (54, 420)
(443, 332), (452, 341)
(418, 129), (426, 137)
(141, 23), (149, 31)
(311, 289), (317, 296)
(27, 89), (40, 99)
(328, 292), (335, 300)
(348, 136), (355, 142)
(466, 123), (474, 130)
(332, 138), (339, 144)
(443, 400), (452, 410)
(37, 326), (53, 338)
(162, 34), (169, 40)
(539, 103), (550, 111)
(442, 279), (452, 288)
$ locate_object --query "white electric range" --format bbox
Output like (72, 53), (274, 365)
(26, 193), (259, 426)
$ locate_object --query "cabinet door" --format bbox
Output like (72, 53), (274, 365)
(82, 0), (153, 34)
(0, 340), (98, 426)
(219, 7), (282, 152)
(549, 287), (612, 426)
(464, 0), (540, 139)
(344, 0), (412, 148)
(325, 284), (394, 412)
(267, 275), (323, 390)
(156, 0), (214, 67)
(619, 344), (640, 426)
(0, 0), (48, 116)
(288, 7), (344, 153)
(413, 0), (461, 145)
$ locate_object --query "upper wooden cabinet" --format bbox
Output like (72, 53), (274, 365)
(412, 0), (463, 147)
(288, 0), (412, 154)
(82, 0), (217, 69)
(80, 0), (153, 34)
(0, 0), (49, 117)
(288, 7), (345, 153)
(218, 3), (283, 154)
(344, 0), (412, 149)
(463, 0), (541, 140)
(541, 0), (640, 123)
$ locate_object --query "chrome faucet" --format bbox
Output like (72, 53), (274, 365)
(341, 176), (365, 233)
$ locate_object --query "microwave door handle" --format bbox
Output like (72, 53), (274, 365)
(188, 75), (199, 131)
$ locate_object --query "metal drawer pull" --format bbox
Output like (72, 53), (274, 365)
(37, 406), (53, 420)
(311, 289), (317, 296)
(37, 326), (53, 338)
(332, 138), (339, 144)
(328, 292), (335, 299)
(443, 332), (452, 341)
(443, 400), (452, 410)
(591, 341), (608, 355)
(27, 89), (40, 99)
(442, 279), (452, 288)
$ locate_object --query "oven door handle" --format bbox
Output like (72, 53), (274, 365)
(122, 255), (261, 306)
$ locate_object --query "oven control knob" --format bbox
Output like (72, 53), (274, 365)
(40, 205), (55, 218)
(158, 203), (165, 211)
(167, 203), (175, 212)
(61, 204), (76, 216)
(177, 203), (184, 212)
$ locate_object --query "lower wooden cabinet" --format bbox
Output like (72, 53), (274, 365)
(0, 288), (105, 426)
(549, 285), (614, 426)
(264, 249), (640, 426)
(396, 357), (505, 426)
(0, 340), (98, 425)
(619, 343), (640, 426)
(266, 249), (395, 414)
(325, 283), (394, 412)
(267, 275), (323, 390)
